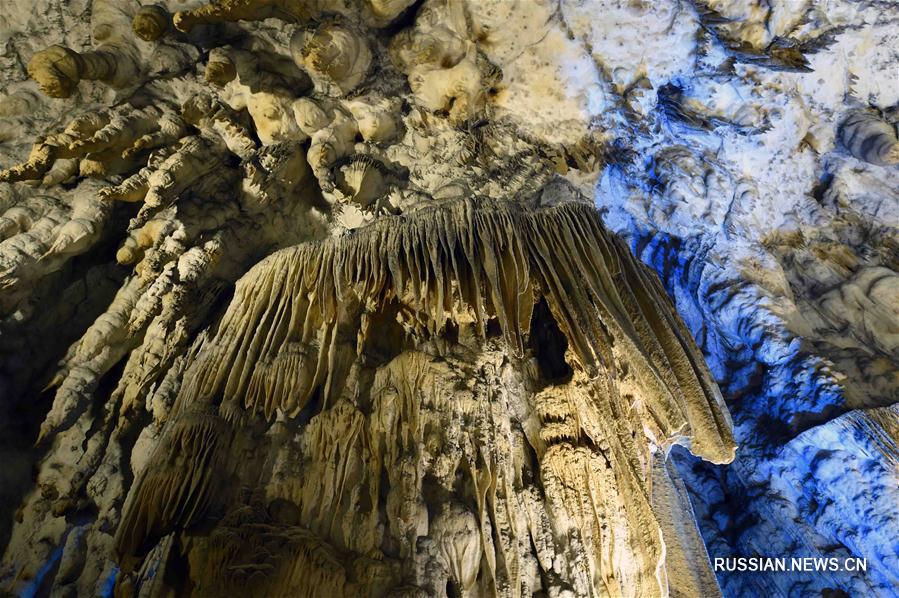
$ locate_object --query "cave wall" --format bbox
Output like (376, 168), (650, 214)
(0, 0), (897, 596)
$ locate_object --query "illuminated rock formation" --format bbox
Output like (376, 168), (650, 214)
(110, 200), (737, 596)
(0, 0), (896, 596)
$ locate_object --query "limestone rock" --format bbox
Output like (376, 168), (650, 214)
(0, 0), (897, 596)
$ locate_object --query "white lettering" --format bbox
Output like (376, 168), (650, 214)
(713, 556), (865, 572)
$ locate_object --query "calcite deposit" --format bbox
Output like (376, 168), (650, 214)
(0, 0), (896, 596)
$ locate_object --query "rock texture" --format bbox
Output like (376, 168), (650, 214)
(0, 0), (896, 596)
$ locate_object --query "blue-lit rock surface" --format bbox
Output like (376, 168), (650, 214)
(588, 0), (899, 591)
(0, 0), (896, 596)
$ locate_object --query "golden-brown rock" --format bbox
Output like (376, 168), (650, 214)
(132, 4), (170, 42)
(27, 44), (138, 98)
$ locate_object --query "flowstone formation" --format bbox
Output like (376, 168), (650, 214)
(0, 0), (896, 597)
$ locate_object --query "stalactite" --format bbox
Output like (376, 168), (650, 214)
(175, 200), (734, 460)
(839, 110), (899, 166)
(27, 44), (140, 98)
(132, 5), (171, 42)
(115, 411), (232, 560)
(112, 199), (735, 595)
(2, 0), (896, 595)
